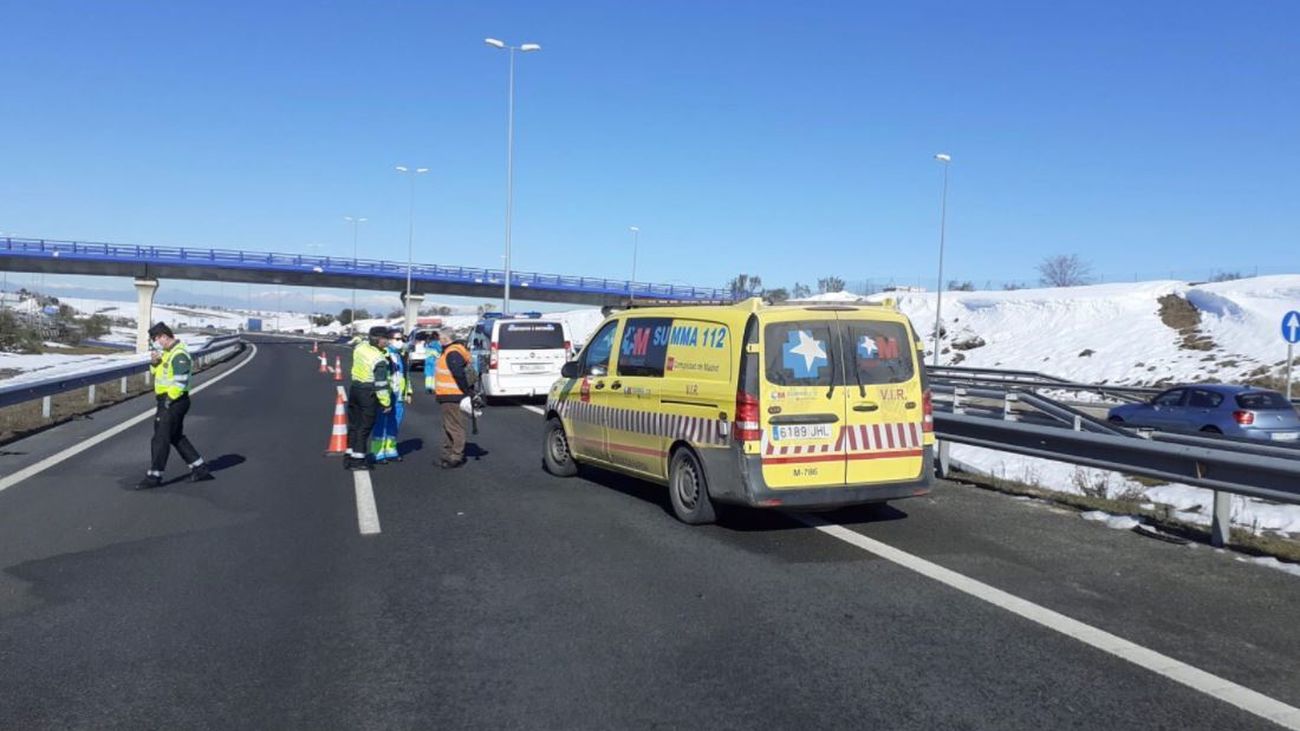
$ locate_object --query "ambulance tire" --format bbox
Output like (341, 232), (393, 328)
(669, 447), (717, 525)
(543, 417), (579, 477)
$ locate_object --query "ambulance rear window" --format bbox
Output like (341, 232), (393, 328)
(845, 321), (914, 384)
(498, 321), (564, 350)
(764, 321), (837, 387)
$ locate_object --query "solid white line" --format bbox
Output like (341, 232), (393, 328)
(803, 517), (1300, 730)
(352, 469), (381, 535)
(0, 343), (261, 493)
(520, 403), (545, 415)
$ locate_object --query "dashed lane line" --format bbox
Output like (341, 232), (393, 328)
(802, 516), (1300, 730)
(0, 343), (260, 494)
(519, 403), (545, 415)
(352, 469), (381, 536)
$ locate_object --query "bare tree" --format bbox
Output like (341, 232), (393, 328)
(947, 280), (975, 292)
(728, 274), (763, 299)
(1037, 255), (1092, 287)
(764, 287), (789, 303)
(817, 276), (846, 293)
(792, 282), (812, 299)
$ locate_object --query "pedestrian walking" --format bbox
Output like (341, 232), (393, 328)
(137, 322), (212, 489)
(433, 332), (477, 468)
(371, 327), (412, 463)
(345, 326), (393, 471)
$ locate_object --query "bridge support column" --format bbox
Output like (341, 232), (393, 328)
(401, 292), (424, 336)
(134, 278), (159, 353)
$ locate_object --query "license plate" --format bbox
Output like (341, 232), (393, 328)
(516, 364), (549, 373)
(1270, 432), (1299, 442)
(772, 424), (833, 441)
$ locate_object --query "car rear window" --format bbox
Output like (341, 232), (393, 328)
(764, 321), (837, 387)
(498, 321), (564, 350)
(844, 320), (915, 384)
(1236, 391), (1292, 410)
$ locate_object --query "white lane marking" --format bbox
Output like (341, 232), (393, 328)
(352, 469), (381, 535)
(0, 343), (260, 493)
(337, 385), (347, 399)
(520, 403), (545, 415)
(804, 517), (1300, 730)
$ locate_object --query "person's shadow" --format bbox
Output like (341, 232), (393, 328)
(466, 443), (490, 461)
(397, 438), (424, 457)
(148, 454), (247, 488)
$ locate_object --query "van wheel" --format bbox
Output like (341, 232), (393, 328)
(669, 448), (717, 525)
(543, 418), (579, 477)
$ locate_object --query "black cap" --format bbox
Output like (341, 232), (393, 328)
(147, 322), (173, 339)
(368, 325), (390, 338)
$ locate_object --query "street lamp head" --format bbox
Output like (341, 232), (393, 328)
(395, 165), (409, 172)
(934, 153), (952, 163)
(484, 38), (505, 49)
(520, 43), (541, 52)
(416, 167), (430, 174)
(629, 226), (639, 232)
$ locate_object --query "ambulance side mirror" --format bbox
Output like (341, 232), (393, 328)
(561, 361), (581, 379)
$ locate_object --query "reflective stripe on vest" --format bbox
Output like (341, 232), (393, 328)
(434, 343), (471, 397)
(351, 342), (387, 388)
(154, 342), (191, 397)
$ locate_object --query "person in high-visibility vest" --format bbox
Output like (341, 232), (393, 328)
(371, 327), (412, 463)
(422, 330), (443, 394)
(138, 322), (212, 489)
(345, 325), (393, 471)
(434, 332), (477, 468)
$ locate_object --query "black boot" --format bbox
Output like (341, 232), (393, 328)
(136, 475), (162, 490)
(189, 464), (214, 482)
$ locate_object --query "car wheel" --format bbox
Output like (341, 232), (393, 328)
(542, 417), (579, 477)
(668, 447), (717, 525)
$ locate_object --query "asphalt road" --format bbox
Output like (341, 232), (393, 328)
(2, 335), (1298, 729)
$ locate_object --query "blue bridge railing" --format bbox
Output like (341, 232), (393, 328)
(0, 237), (730, 302)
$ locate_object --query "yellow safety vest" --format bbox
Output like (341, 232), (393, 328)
(351, 342), (392, 407)
(152, 342), (192, 400)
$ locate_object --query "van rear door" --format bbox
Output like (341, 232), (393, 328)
(496, 320), (567, 376)
(757, 312), (847, 488)
(839, 315), (926, 484)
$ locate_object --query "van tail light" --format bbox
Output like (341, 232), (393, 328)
(564, 340), (572, 358)
(923, 389), (934, 433)
(735, 390), (762, 443)
(489, 342), (499, 370)
(1233, 410), (1255, 426)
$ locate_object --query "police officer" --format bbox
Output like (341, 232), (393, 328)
(138, 322), (212, 489)
(433, 331), (476, 468)
(345, 325), (393, 471)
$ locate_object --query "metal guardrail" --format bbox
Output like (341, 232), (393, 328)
(0, 236), (730, 302)
(0, 335), (244, 410)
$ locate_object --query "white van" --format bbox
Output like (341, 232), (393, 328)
(469, 314), (572, 399)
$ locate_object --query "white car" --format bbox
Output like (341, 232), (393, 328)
(409, 328), (440, 367)
(469, 314), (572, 399)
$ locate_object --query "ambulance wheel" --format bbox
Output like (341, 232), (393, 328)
(669, 447), (717, 525)
(543, 418), (578, 477)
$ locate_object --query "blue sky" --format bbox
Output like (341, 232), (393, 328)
(1, 1), (1297, 310)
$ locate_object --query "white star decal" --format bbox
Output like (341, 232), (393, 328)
(789, 330), (826, 372)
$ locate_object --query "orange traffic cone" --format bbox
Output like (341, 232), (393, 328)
(325, 390), (349, 455)
(319, 355), (328, 374)
(334, 356), (343, 382)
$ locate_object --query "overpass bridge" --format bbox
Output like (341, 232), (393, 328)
(1, 236), (729, 350)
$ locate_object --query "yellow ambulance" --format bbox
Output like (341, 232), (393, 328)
(542, 298), (934, 524)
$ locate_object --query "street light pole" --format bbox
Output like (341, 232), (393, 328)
(344, 216), (367, 332)
(628, 226), (640, 302)
(485, 37), (541, 314)
(395, 166), (429, 313)
(932, 153), (951, 367)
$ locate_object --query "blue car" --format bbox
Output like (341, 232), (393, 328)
(1107, 384), (1300, 442)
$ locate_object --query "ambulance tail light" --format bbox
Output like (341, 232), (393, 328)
(735, 390), (762, 443)
(489, 342), (499, 370)
(923, 389), (934, 433)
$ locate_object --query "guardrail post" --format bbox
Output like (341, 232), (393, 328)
(1210, 491), (1232, 547)
(952, 388), (964, 415)
(937, 440), (951, 478)
(1003, 392), (1019, 422)
(1073, 414), (1082, 431)
(120, 376), (128, 394)
(88, 384), (96, 404)
(42, 396), (52, 419)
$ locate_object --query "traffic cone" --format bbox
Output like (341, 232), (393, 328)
(334, 356), (343, 382)
(319, 355), (328, 374)
(325, 391), (349, 455)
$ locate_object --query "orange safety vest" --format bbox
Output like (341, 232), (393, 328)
(434, 343), (472, 397)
